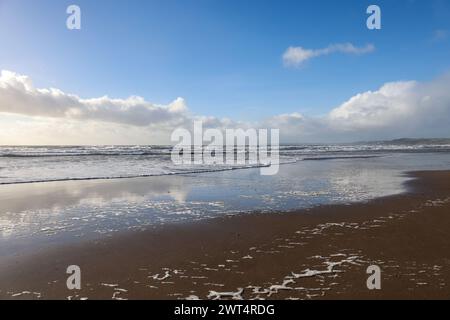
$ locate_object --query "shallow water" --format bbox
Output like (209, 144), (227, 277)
(1, 151), (450, 256)
(1, 144), (449, 184)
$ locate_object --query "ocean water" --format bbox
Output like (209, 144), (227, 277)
(1, 144), (450, 253)
(1, 144), (450, 184)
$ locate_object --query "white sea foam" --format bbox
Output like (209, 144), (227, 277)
(1, 143), (449, 185)
(207, 288), (244, 300)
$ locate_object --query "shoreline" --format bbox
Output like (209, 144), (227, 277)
(1, 170), (450, 299)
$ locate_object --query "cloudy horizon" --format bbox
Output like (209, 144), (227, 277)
(1, 69), (450, 145)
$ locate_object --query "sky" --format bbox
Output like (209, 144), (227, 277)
(0, 0), (450, 144)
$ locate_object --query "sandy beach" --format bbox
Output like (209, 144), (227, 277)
(1, 170), (449, 300)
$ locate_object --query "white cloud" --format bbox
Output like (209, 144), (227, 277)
(328, 81), (419, 130)
(0, 70), (241, 144)
(283, 43), (375, 67)
(0, 70), (188, 126)
(1, 70), (450, 144)
(264, 74), (450, 142)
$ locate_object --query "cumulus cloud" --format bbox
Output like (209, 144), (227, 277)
(1, 69), (450, 144)
(327, 75), (450, 139)
(0, 70), (242, 144)
(283, 43), (375, 67)
(0, 70), (188, 126)
(264, 74), (450, 142)
(328, 81), (419, 130)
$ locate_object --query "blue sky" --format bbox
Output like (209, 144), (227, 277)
(0, 0), (450, 144)
(1, 0), (449, 118)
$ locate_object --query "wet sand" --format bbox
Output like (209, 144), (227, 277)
(1, 170), (450, 300)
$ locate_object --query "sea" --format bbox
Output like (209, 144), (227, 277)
(1, 143), (450, 184)
(1, 143), (450, 251)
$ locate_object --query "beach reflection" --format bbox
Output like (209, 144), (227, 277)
(0, 175), (190, 213)
(1, 152), (450, 253)
(0, 176), (195, 243)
